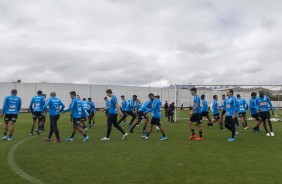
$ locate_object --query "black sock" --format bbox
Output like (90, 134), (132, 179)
(245, 121), (248, 126)
(9, 134), (12, 138)
(4, 133), (7, 136)
(31, 129), (34, 134)
(71, 133), (75, 138)
(191, 129), (195, 135)
(162, 133), (166, 137)
(82, 126), (86, 129)
(83, 134), (87, 137)
(199, 131), (202, 138)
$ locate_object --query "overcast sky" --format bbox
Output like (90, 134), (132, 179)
(0, 0), (282, 87)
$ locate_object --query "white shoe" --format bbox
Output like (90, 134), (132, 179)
(266, 133), (271, 136)
(2, 136), (7, 140)
(83, 128), (88, 133)
(122, 133), (128, 140)
(101, 137), (110, 141)
(156, 127), (160, 131)
(270, 132), (275, 137)
(244, 127), (249, 130)
(8, 137), (12, 141)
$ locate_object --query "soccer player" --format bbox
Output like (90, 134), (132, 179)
(249, 92), (262, 132)
(257, 91), (275, 136)
(200, 94), (212, 126)
(167, 102), (175, 123)
(41, 93), (47, 131)
(210, 95), (224, 129)
(43, 92), (65, 143)
(101, 89), (128, 141)
(63, 91), (89, 142)
(87, 98), (96, 127)
(30, 90), (46, 136)
(117, 95), (137, 127)
(225, 89), (238, 142)
(142, 93), (167, 140)
(188, 88), (203, 141)
(1, 89), (22, 141)
(120, 95), (128, 126)
(129, 97), (152, 133)
(81, 98), (90, 132)
(236, 94), (249, 129)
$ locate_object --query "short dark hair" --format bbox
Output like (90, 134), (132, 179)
(190, 88), (197, 93)
(156, 95), (160, 99)
(201, 94), (205, 99)
(251, 92), (257, 96)
(133, 95), (137, 98)
(104, 97), (108, 99)
(222, 94), (226, 97)
(37, 90), (43, 95)
(228, 89), (234, 94)
(148, 93), (154, 97)
(83, 98), (86, 101)
(259, 90), (264, 94)
(106, 89), (112, 94)
(11, 89), (17, 94)
(121, 95), (125, 98)
(237, 94), (241, 98)
(213, 95), (217, 99)
(88, 97), (92, 100)
(70, 91), (76, 96)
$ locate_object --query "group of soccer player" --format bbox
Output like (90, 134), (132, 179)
(0, 87), (275, 143)
(188, 88), (275, 142)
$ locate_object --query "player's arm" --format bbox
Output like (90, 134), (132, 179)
(63, 100), (74, 113)
(267, 97), (274, 115)
(29, 98), (34, 113)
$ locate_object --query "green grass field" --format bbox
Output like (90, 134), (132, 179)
(1, 111), (282, 184)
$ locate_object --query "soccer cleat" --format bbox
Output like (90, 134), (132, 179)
(8, 137), (12, 141)
(129, 129), (134, 133)
(244, 127), (249, 130)
(82, 135), (89, 142)
(30, 133), (34, 136)
(45, 138), (51, 142)
(122, 133), (128, 140)
(53, 139), (61, 143)
(66, 138), (74, 141)
(2, 136), (7, 140)
(227, 138), (235, 142)
(156, 127), (160, 131)
(83, 128), (88, 133)
(195, 137), (203, 141)
(101, 137), (110, 141)
(270, 132), (275, 137)
(160, 136), (168, 141)
(36, 129), (40, 135)
(142, 135), (149, 140)
(188, 134), (197, 140)
(266, 133), (271, 137)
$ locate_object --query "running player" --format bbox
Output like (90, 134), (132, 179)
(188, 88), (203, 141)
(29, 90), (46, 136)
(101, 89), (128, 141)
(87, 98), (96, 127)
(142, 93), (167, 140)
(1, 89), (22, 141)
(81, 98), (89, 132)
(249, 92), (262, 132)
(129, 97), (152, 133)
(120, 95), (128, 126)
(201, 94), (212, 126)
(117, 95), (137, 127)
(257, 91), (275, 136)
(236, 94), (249, 129)
(63, 91), (89, 142)
(225, 89), (238, 142)
(104, 97), (110, 117)
(43, 92), (65, 143)
(210, 95), (224, 129)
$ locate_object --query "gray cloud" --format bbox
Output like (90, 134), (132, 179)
(0, 0), (282, 87)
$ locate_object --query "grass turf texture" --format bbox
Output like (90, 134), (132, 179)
(0, 110), (282, 184)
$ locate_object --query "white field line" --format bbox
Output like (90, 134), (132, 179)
(7, 137), (45, 184)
